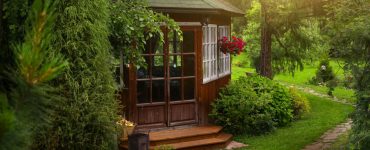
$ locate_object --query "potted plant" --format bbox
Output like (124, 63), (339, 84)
(219, 36), (246, 56)
(117, 117), (136, 140)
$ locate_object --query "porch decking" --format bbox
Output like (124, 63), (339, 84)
(120, 126), (233, 150)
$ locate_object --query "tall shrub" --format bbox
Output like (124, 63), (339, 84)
(326, 0), (370, 148)
(33, 0), (120, 149)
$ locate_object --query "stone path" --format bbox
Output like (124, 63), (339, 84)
(302, 120), (352, 150)
(280, 83), (354, 150)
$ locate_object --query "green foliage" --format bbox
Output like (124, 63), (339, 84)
(234, 93), (353, 150)
(288, 87), (310, 119)
(326, 0), (370, 148)
(210, 75), (293, 135)
(342, 73), (355, 89)
(109, 0), (181, 67)
(33, 0), (120, 149)
(243, 0), (329, 77)
(225, 0), (251, 35)
(309, 60), (338, 96)
(0, 0), (67, 149)
(310, 60), (336, 84)
(0, 94), (15, 143)
(0, 0), (32, 92)
(2, 0), (31, 42)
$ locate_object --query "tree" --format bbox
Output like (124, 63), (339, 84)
(33, 0), (120, 149)
(0, 0), (67, 149)
(226, 0), (251, 34)
(244, 0), (328, 78)
(0, 0), (32, 92)
(326, 0), (370, 148)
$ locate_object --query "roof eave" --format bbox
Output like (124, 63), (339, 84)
(151, 7), (244, 17)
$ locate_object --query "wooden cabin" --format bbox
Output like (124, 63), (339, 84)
(121, 0), (244, 130)
(120, 0), (244, 149)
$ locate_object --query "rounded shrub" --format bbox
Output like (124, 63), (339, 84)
(210, 75), (293, 135)
(288, 87), (310, 119)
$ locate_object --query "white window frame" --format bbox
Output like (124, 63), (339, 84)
(202, 24), (218, 83)
(218, 26), (231, 77)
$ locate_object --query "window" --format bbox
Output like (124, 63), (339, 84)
(202, 25), (231, 83)
(136, 35), (165, 104)
(218, 26), (231, 77)
(202, 24), (218, 83)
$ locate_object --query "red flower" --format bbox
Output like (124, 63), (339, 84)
(218, 36), (246, 55)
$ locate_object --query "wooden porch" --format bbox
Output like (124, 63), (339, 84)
(120, 126), (233, 150)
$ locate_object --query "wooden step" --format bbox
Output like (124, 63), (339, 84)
(152, 133), (233, 150)
(150, 126), (222, 145)
(120, 126), (232, 150)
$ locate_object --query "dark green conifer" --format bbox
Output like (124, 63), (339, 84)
(34, 0), (120, 149)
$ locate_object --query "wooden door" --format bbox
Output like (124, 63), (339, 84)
(135, 27), (198, 128)
(167, 27), (198, 126)
(136, 34), (167, 128)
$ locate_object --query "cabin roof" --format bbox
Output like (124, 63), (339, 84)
(148, 0), (244, 16)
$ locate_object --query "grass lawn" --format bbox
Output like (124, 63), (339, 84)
(231, 56), (356, 103)
(273, 62), (356, 103)
(234, 94), (354, 150)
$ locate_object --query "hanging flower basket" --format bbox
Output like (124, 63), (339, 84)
(219, 36), (246, 55)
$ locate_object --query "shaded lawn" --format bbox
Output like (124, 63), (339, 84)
(231, 58), (356, 103)
(234, 94), (354, 150)
(274, 64), (356, 103)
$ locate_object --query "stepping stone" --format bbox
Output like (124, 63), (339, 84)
(225, 141), (248, 150)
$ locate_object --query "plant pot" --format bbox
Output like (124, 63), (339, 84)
(122, 126), (135, 140)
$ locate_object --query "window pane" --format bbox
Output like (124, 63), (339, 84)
(183, 31), (194, 53)
(154, 41), (163, 54)
(170, 79), (182, 101)
(184, 78), (195, 100)
(152, 55), (164, 77)
(152, 80), (164, 102)
(137, 81), (150, 103)
(219, 56), (224, 74)
(137, 56), (150, 79)
(203, 62), (207, 78)
(183, 55), (195, 76)
(170, 55), (182, 77)
(169, 30), (180, 54)
(144, 34), (161, 54)
(202, 46), (206, 60)
(203, 27), (207, 42)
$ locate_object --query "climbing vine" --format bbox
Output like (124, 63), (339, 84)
(109, 0), (181, 67)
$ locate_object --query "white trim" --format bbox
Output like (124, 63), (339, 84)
(202, 24), (218, 84)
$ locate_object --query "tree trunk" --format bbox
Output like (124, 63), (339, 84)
(259, 1), (273, 79)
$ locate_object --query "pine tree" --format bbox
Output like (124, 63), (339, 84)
(0, 0), (67, 149)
